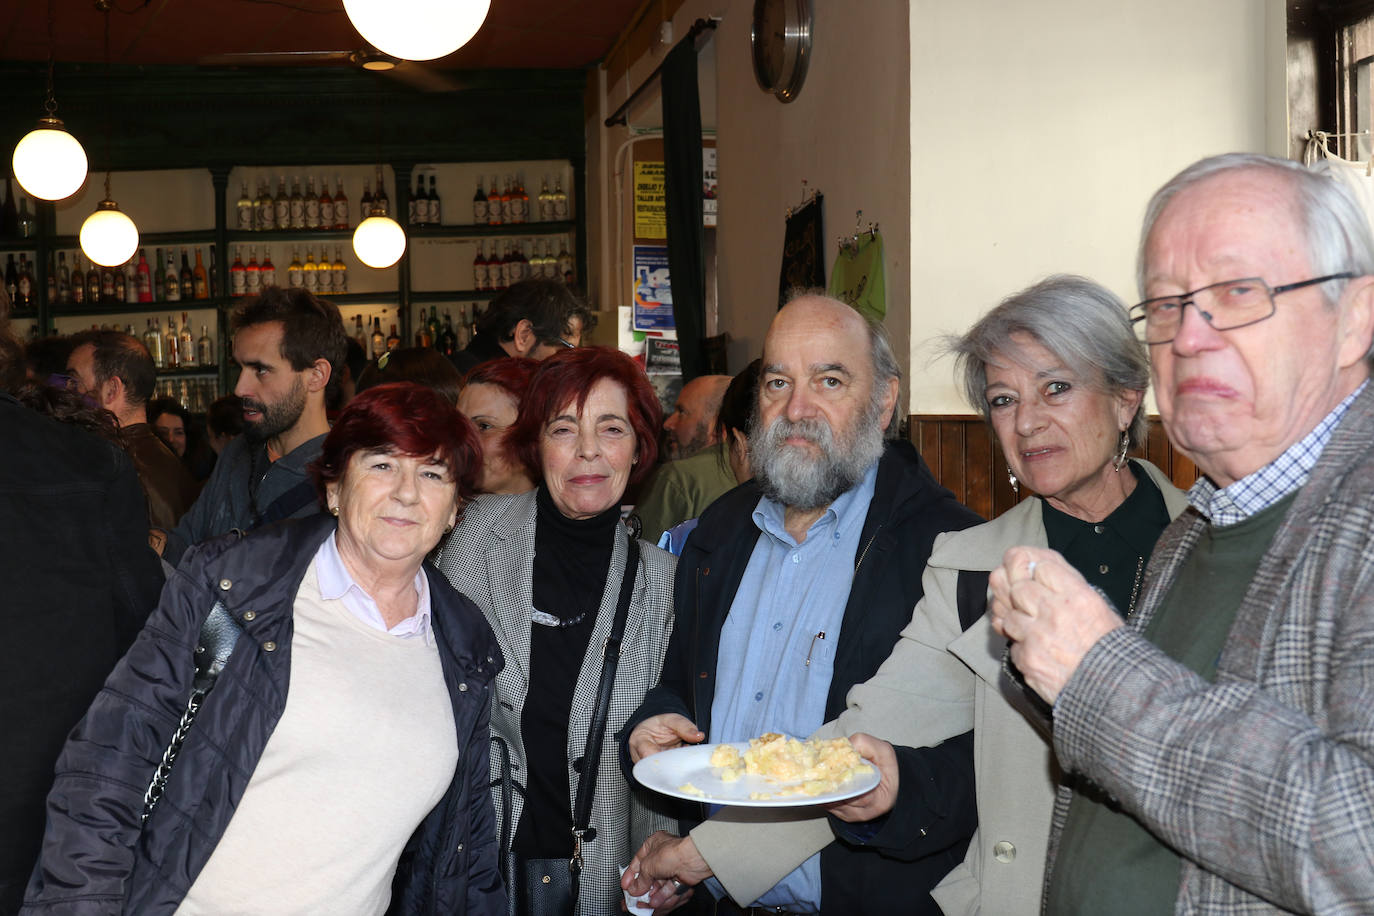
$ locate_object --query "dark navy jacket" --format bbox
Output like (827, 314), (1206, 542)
(22, 513), (505, 915)
(621, 441), (983, 915)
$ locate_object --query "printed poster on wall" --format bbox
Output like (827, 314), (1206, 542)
(632, 245), (675, 332)
(645, 337), (681, 375)
(703, 147), (718, 228)
(634, 162), (667, 239)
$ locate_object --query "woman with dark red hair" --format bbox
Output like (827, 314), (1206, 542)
(24, 383), (506, 916)
(458, 356), (538, 495)
(438, 347), (683, 916)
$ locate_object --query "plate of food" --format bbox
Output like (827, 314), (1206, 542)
(632, 732), (880, 807)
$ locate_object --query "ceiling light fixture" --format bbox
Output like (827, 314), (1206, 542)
(80, 1), (137, 267)
(12, 0), (88, 201)
(343, 0), (490, 61)
(353, 166), (405, 268)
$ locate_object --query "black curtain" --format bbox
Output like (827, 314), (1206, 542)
(661, 39), (706, 381)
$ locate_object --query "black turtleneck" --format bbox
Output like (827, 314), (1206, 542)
(514, 486), (622, 858)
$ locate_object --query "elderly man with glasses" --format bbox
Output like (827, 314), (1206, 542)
(988, 152), (1374, 913)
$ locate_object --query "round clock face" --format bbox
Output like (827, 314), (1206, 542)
(751, 0), (811, 102)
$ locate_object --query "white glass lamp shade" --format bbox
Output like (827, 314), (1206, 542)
(13, 118), (88, 201)
(343, 0), (490, 61)
(353, 214), (406, 268)
(80, 200), (139, 267)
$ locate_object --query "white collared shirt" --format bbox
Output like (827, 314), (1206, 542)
(314, 532), (434, 643)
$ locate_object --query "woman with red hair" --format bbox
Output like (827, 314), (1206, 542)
(438, 347), (683, 915)
(458, 357), (538, 495)
(25, 383), (506, 915)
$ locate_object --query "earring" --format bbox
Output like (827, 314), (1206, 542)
(329, 505), (339, 517)
(1008, 469), (1019, 497)
(1113, 430), (1130, 472)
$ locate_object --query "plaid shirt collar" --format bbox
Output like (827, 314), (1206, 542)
(1188, 380), (1367, 527)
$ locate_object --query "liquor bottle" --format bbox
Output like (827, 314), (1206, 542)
(374, 173), (390, 215)
(416, 306), (432, 347)
(179, 313), (195, 367)
(319, 176), (333, 230)
(456, 304), (471, 348)
(179, 249), (194, 300)
(3, 254), (15, 303)
(492, 242), (508, 291)
(230, 247), (246, 297)
(256, 178), (275, 231)
(304, 176), (320, 229)
(287, 247), (302, 288)
(17, 196), (35, 238)
(440, 310), (457, 356)
(353, 314), (366, 350)
(539, 176), (553, 222)
(487, 175), (501, 226)
(360, 179), (373, 219)
(245, 247), (262, 296)
(260, 246), (276, 288)
(131, 249), (149, 302)
(472, 241), (488, 291)
(370, 316), (385, 360)
(289, 176), (305, 230)
(429, 174), (442, 226)
(315, 246), (331, 294)
(99, 260), (115, 302)
(86, 257), (101, 304)
(331, 245), (347, 292)
(557, 238), (575, 284)
(427, 306), (442, 349)
(57, 251), (71, 302)
(274, 175), (290, 229)
(164, 315), (180, 369)
(537, 240), (554, 280)
(192, 247), (209, 299)
(387, 323), (401, 351)
(472, 176), (488, 225)
(512, 173), (528, 224)
(45, 253), (57, 304)
(236, 180), (254, 231)
(70, 255), (84, 305)
(144, 318), (165, 369)
(123, 262), (136, 304)
(16, 254), (33, 308)
(114, 262), (126, 302)
(1, 178), (17, 236)
(553, 176), (568, 220)
(164, 250), (182, 302)
(302, 247), (318, 292)
(333, 176), (349, 229)
(197, 325), (214, 366)
(152, 248), (165, 301)
(499, 175), (512, 224)
(408, 175), (421, 226)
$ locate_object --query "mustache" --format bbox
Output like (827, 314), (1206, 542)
(769, 417), (832, 445)
(240, 398), (266, 416)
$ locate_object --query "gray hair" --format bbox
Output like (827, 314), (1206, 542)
(1139, 153), (1374, 308)
(782, 288), (903, 438)
(948, 275), (1150, 448)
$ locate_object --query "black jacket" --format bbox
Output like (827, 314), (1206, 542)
(22, 514), (506, 916)
(621, 441), (983, 914)
(0, 395), (164, 913)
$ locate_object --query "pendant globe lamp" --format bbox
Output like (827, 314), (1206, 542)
(343, 0), (490, 61)
(12, 0), (88, 201)
(353, 167), (405, 269)
(80, 2), (138, 268)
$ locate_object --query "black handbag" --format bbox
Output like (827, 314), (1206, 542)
(503, 539), (640, 916)
(141, 598), (244, 823)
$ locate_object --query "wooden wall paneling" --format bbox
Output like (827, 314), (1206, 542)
(963, 420), (994, 520)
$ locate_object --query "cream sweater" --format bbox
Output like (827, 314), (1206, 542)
(176, 563), (457, 915)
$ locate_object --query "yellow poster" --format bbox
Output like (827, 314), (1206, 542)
(634, 161), (667, 239)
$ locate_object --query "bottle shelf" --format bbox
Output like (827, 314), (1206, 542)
(48, 230), (217, 249)
(50, 297), (228, 318)
(411, 289), (496, 303)
(227, 229), (354, 244)
(0, 237), (40, 253)
(312, 291), (401, 306)
(156, 365), (220, 377)
(405, 220), (575, 239)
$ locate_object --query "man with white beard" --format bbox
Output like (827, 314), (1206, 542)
(620, 294), (982, 915)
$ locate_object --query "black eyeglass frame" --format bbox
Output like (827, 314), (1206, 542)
(1129, 272), (1355, 344)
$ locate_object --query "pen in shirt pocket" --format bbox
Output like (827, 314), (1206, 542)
(805, 631), (826, 666)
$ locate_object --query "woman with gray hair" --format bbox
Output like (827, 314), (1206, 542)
(811, 274), (1194, 914)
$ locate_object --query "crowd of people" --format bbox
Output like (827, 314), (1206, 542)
(5, 149), (1374, 916)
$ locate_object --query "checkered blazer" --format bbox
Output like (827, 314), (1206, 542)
(435, 490), (677, 916)
(1045, 382), (1374, 913)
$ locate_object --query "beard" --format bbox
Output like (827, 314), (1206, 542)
(242, 376), (307, 444)
(664, 421), (711, 462)
(750, 394), (887, 510)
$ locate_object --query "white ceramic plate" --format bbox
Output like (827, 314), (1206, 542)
(632, 741), (880, 808)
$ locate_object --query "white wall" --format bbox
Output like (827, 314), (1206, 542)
(591, 0), (1284, 413)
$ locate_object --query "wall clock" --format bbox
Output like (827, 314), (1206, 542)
(751, 0), (812, 103)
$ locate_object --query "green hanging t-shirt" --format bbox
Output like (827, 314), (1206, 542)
(829, 232), (885, 321)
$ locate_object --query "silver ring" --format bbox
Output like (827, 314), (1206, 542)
(671, 878), (684, 890)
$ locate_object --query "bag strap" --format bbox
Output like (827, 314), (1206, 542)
(569, 537), (639, 876)
(253, 479), (319, 529)
(490, 735), (519, 916)
(141, 598), (243, 823)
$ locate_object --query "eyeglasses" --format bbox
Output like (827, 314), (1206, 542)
(1129, 273), (1354, 344)
(557, 337), (577, 349)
